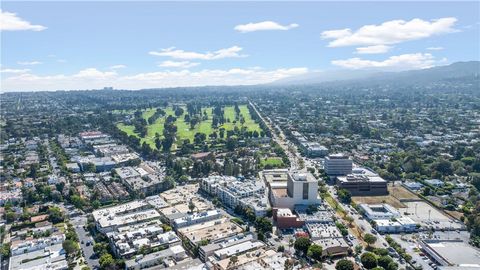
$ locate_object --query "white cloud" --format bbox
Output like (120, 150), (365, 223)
(149, 46), (247, 60)
(234, 21), (299, 33)
(426, 46), (444, 50)
(321, 28), (351, 39)
(322, 17), (457, 47)
(1, 68), (31, 73)
(109, 64), (127, 69)
(73, 68), (117, 78)
(355, 45), (392, 54)
(0, 9), (47, 31)
(1, 67), (308, 91)
(57, 59), (67, 63)
(158, 61), (199, 68)
(17, 61), (42, 65)
(331, 53), (444, 70)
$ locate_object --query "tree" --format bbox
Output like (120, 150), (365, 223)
(361, 252), (378, 269)
(338, 188), (352, 204)
(364, 233), (377, 247)
(48, 206), (64, 224)
(378, 255), (394, 269)
(0, 243), (11, 257)
(228, 255), (238, 268)
(188, 200), (195, 213)
(432, 158), (453, 176)
(255, 217), (272, 233)
(155, 137), (162, 150)
(84, 162), (96, 173)
(5, 212), (15, 223)
(294, 237), (311, 254)
(277, 245), (285, 252)
(355, 244), (363, 255)
(284, 259), (294, 270)
(336, 259), (354, 270)
(93, 242), (109, 256)
(62, 240), (79, 258)
(422, 186), (432, 196)
(345, 215), (354, 227)
(307, 243), (323, 261)
(387, 261), (399, 270)
(99, 253), (115, 269)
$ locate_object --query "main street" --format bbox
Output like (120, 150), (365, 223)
(251, 103), (408, 268)
(249, 100), (303, 171)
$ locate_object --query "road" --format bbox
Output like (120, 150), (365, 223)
(251, 104), (408, 268)
(71, 215), (99, 269)
(249, 100), (303, 171)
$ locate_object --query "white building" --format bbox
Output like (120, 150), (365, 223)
(124, 245), (187, 270)
(10, 233), (65, 256)
(324, 154), (353, 176)
(9, 243), (68, 270)
(270, 172), (321, 209)
(92, 201), (161, 233)
(200, 176), (269, 216)
(172, 209), (222, 229)
(375, 217), (417, 233)
(359, 204), (400, 220)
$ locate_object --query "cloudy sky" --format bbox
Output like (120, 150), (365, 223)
(1, 1), (479, 92)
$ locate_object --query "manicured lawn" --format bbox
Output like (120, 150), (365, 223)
(116, 104), (261, 150)
(261, 157), (284, 167)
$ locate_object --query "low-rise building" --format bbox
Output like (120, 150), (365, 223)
(337, 169), (388, 196)
(300, 142), (328, 158)
(92, 201), (161, 233)
(200, 176), (269, 216)
(375, 217), (417, 233)
(172, 209), (222, 229)
(420, 239), (480, 268)
(178, 218), (243, 249)
(198, 233), (255, 262)
(124, 245), (187, 270)
(10, 233), (64, 256)
(108, 225), (180, 258)
(9, 243), (68, 270)
(359, 204), (400, 220)
(272, 208), (304, 229)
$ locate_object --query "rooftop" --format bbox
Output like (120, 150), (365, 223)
(422, 240), (480, 267)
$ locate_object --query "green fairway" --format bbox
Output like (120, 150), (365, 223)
(116, 104), (262, 150)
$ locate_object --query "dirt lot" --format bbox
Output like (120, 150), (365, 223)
(352, 184), (420, 208)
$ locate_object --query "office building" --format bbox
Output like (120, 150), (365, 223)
(270, 172), (321, 209)
(324, 154), (353, 176)
(336, 168), (388, 196)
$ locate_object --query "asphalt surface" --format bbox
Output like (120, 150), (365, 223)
(71, 215), (99, 269)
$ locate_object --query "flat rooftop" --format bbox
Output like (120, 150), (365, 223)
(179, 218), (243, 244)
(423, 240), (480, 267)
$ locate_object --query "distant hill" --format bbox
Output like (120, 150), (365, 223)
(272, 61), (480, 86)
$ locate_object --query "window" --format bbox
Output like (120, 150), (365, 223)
(303, 183), (309, 199)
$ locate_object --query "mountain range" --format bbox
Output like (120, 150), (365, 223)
(272, 61), (480, 86)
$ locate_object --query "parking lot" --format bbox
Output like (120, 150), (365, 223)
(398, 201), (464, 230)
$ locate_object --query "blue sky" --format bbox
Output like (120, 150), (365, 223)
(1, 1), (479, 91)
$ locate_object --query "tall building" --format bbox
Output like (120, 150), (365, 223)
(324, 154), (352, 176)
(270, 172), (321, 209)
